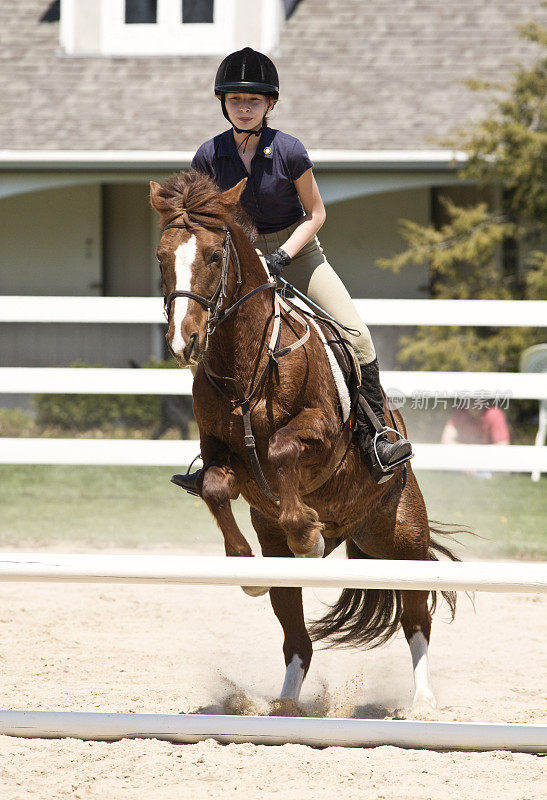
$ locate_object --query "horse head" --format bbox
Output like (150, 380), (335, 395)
(150, 172), (248, 366)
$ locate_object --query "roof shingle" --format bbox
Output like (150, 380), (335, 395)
(0, 0), (544, 152)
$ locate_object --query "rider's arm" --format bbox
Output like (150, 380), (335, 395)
(279, 168), (326, 259)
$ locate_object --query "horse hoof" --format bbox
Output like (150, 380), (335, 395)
(296, 533), (325, 559)
(412, 689), (437, 709)
(241, 585), (270, 597)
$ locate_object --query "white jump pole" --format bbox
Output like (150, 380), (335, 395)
(0, 554), (545, 594)
(0, 711), (545, 753)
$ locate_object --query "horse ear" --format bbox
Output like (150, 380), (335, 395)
(221, 178), (247, 211)
(150, 181), (170, 213)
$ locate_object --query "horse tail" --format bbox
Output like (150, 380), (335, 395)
(428, 519), (472, 621)
(308, 540), (403, 649)
(308, 523), (465, 649)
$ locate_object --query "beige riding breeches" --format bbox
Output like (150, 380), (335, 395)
(255, 222), (376, 366)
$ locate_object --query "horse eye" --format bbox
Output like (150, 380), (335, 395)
(209, 250), (221, 264)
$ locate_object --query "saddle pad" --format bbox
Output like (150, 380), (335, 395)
(308, 317), (352, 423)
(315, 316), (362, 396)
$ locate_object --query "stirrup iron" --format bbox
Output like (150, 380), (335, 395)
(373, 426), (414, 473)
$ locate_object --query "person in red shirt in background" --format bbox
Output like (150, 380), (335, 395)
(441, 406), (511, 445)
(441, 405), (510, 478)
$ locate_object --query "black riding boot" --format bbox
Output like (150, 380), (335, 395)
(356, 358), (413, 483)
(171, 469), (201, 496)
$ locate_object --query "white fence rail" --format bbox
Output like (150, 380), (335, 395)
(0, 554), (545, 593)
(1, 296), (546, 326)
(0, 367), (193, 395)
(1, 367), (545, 400)
(0, 710), (544, 752)
(0, 438), (545, 472)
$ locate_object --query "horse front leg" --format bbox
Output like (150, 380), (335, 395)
(200, 465), (252, 557)
(198, 437), (253, 559)
(268, 408), (332, 558)
(198, 438), (269, 597)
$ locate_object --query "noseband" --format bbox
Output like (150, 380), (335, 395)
(162, 222), (274, 333)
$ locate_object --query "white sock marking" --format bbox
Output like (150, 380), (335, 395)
(409, 630), (437, 707)
(280, 654), (305, 700)
(171, 235), (197, 354)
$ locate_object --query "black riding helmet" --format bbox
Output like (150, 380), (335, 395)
(215, 47), (279, 134)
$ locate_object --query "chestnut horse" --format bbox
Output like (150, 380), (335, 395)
(150, 171), (458, 709)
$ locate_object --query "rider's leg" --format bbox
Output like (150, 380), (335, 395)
(356, 357), (413, 480)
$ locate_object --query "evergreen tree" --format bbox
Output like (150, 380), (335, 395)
(378, 17), (546, 375)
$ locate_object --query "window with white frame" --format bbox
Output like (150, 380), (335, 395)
(101, 0), (232, 56)
(60, 0), (283, 57)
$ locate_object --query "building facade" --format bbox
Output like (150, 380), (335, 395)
(0, 0), (544, 374)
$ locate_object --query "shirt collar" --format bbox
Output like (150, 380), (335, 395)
(216, 127), (275, 159)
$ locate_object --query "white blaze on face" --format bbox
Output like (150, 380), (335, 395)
(170, 235), (197, 354)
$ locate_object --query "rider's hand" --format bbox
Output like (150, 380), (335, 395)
(264, 247), (292, 277)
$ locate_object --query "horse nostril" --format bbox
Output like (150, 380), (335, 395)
(184, 332), (198, 361)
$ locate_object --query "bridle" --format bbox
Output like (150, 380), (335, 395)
(162, 222), (274, 335)
(160, 218), (310, 503)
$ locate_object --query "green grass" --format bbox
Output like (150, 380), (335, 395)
(0, 466), (545, 560)
(0, 465), (254, 551)
(418, 472), (547, 560)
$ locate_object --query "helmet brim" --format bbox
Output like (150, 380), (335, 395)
(215, 81), (279, 99)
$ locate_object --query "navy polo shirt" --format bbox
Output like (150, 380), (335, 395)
(191, 127), (313, 234)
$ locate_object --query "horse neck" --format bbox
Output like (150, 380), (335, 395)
(205, 222), (274, 380)
(230, 220), (271, 294)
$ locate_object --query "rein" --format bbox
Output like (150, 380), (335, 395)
(161, 219), (310, 503)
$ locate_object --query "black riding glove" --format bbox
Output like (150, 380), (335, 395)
(264, 247), (292, 277)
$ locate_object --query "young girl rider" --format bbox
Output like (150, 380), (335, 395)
(182, 47), (412, 486)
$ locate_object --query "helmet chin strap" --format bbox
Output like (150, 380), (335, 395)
(236, 123), (266, 153)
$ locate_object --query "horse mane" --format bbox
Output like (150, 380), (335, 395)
(155, 170), (257, 243)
